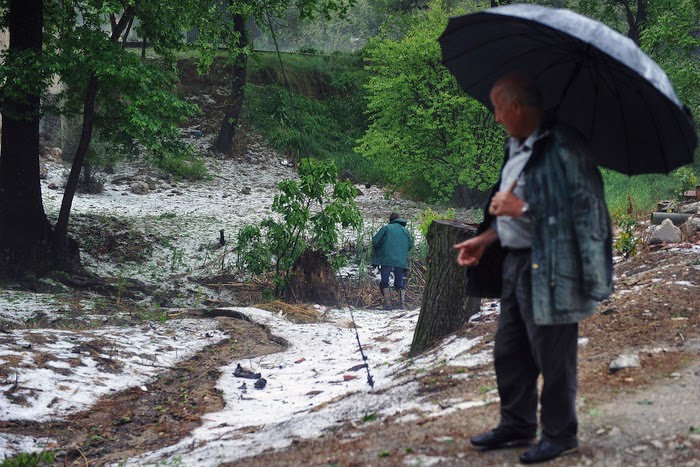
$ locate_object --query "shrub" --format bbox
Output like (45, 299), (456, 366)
(234, 158), (362, 295)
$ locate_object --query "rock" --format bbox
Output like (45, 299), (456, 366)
(48, 183), (58, 190)
(335, 317), (355, 329)
(679, 202), (699, 214)
(240, 187), (251, 195)
(339, 169), (357, 183)
(41, 146), (63, 162)
(130, 181), (149, 195)
(39, 160), (48, 180)
(686, 217), (700, 239)
(254, 378), (267, 389)
(609, 354), (641, 372)
(649, 218), (681, 244)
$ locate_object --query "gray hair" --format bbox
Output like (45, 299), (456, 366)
(493, 72), (542, 109)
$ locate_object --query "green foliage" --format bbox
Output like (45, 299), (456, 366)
(153, 149), (209, 181)
(357, 2), (503, 202)
(362, 412), (378, 422)
(1, 450), (55, 467)
(640, 0), (700, 121)
(672, 166), (698, 198)
(236, 225), (272, 274)
(243, 52), (375, 179)
(416, 207), (456, 237)
(611, 209), (641, 259)
(253, 0), (394, 53)
(44, 3), (197, 169)
(234, 159), (362, 294)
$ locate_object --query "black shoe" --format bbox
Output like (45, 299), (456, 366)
(470, 427), (536, 451)
(519, 439), (578, 464)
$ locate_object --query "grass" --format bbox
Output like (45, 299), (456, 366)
(601, 167), (698, 215)
(241, 51), (386, 183)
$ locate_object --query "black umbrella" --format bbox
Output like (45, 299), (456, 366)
(439, 4), (697, 175)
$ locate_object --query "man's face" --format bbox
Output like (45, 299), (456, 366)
(490, 86), (524, 139)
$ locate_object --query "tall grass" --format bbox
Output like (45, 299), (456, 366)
(602, 170), (678, 215)
(242, 51), (385, 182)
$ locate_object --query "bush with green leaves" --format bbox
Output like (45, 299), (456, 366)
(416, 207), (456, 238)
(673, 166), (698, 199)
(357, 2), (504, 202)
(235, 158), (362, 294)
(611, 208), (641, 259)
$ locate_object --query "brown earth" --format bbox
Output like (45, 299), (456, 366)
(230, 246), (700, 467)
(4, 61), (697, 466)
(2, 246), (698, 466)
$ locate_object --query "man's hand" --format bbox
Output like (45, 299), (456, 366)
(453, 229), (498, 267)
(489, 190), (527, 217)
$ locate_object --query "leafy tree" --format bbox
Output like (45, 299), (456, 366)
(0, 0), (243, 277)
(212, 0), (357, 155)
(235, 158), (362, 294)
(357, 2), (504, 202)
(639, 0), (700, 124)
(575, 0), (700, 162)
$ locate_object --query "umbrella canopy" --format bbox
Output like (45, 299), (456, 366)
(439, 4), (697, 175)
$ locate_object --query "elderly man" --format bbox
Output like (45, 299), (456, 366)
(454, 73), (613, 464)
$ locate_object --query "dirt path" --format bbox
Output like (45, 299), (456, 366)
(0, 313), (285, 466)
(225, 248), (700, 466)
(1, 248), (698, 466)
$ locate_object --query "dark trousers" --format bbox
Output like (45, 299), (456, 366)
(379, 265), (406, 290)
(495, 250), (579, 448)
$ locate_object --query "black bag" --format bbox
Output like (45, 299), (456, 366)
(466, 241), (505, 299)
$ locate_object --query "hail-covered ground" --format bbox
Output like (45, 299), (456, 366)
(0, 142), (487, 464)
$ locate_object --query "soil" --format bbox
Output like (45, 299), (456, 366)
(2, 246), (697, 466)
(3, 60), (698, 466)
(227, 247), (700, 467)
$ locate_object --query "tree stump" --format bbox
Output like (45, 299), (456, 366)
(409, 220), (482, 357)
(284, 248), (339, 306)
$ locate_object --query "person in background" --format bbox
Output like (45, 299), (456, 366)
(372, 212), (414, 310)
(453, 72), (613, 464)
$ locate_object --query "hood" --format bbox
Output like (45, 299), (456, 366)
(391, 218), (407, 226)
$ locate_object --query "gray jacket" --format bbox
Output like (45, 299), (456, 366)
(471, 123), (613, 325)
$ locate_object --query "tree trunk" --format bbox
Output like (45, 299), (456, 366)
(53, 8), (135, 269)
(409, 220), (481, 357)
(214, 13), (248, 154)
(0, 0), (54, 278)
(52, 75), (99, 269)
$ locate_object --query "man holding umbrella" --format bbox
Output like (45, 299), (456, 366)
(454, 72), (613, 464)
(444, 3), (696, 463)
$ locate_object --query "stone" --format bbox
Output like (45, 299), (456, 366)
(130, 181), (149, 195)
(39, 160), (48, 180)
(679, 202), (699, 214)
(686, 217), (700, 239)
(609, 354), (641, 372)
(650, 218), (681, 244)
(41, 146), (63, 162)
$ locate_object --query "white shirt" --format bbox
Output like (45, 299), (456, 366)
(496, 128), (548, 249)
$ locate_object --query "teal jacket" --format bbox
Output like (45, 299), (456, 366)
(372, 218), (414, 269)
(471, 123), (613, 325)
